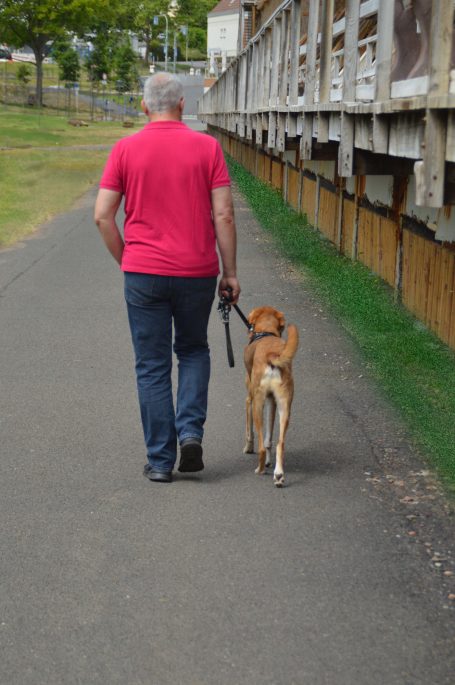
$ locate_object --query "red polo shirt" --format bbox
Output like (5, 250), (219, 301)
(99, 120), (231, 277)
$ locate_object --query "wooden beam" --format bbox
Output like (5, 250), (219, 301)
(278, 8), (291, 106)
(375, 0), (394, 102)
(288, 0), (301, 106)
(417, 0), (454, 207)
(304, 0), (319, 107)
(319, 0), (335, 103)
(270, 18), (281, 107)
(338, 0), (360, 177)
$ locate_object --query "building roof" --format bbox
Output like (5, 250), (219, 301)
(208, 0), (240, 16)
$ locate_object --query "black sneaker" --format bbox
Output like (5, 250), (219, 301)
(143, 464), (173, 483)
(178, 439), (204, 472)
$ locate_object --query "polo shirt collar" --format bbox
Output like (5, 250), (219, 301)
(145, 120), (187, 130)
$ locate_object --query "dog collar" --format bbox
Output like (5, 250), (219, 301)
(249, 332), (279, 345)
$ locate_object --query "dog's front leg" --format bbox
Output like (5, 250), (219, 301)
(243, 391), (254, 454)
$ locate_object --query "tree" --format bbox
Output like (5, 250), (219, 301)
(53, 39), (80, 83)
(0, 0), (116, 105)
(113, 41), (138, 92)
(120, 0), (168, 65)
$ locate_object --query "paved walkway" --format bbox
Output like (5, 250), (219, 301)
(0, 186), (454, 684)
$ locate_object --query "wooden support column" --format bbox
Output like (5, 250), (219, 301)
(318, 0), (334, 143)
(288, 0), (301, 106)
(319, 0), (334, 102)
(270, 17), (281, 108)
(373, 0), (394, 153)
(301, 0), (320, 159)
(415, 0), (454, 207)
(338, 0), (360, 177)
(263, 28), (273, 108)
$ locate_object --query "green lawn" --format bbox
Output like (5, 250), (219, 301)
(228, 157), (455, 491)
(0, 109), (139, 247)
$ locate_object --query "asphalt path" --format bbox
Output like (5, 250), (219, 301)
(1, 174), (454, 684)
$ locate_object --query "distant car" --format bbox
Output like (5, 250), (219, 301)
(0, 46), (12, 61)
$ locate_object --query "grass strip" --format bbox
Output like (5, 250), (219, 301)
(0, 110), (137, 247)
(228, 157), (455, 488)
(0, 147), (110, 247)
(0, 108), (135, 149)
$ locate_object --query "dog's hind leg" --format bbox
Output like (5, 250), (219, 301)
(274, 398), (290, 487)
(264, 396), (276, 467)
(243, 392), (254, 454)
(253, 393), (266, 475)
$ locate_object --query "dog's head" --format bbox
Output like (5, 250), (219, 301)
(247, 306), (285, 338)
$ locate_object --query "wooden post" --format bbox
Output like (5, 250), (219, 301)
(288, 0), (301, 107)
(317, 0), (335, 144)
(264, 28), (273, 108)
(270, 17), (282, 107)
(338, 0), (360, 177)
(416, 0), (454, 207)
(278, 8), (291, 106)
(301, 0), (320, 160)
(373, 0), (394, 153)
(319, 0), (335, 103)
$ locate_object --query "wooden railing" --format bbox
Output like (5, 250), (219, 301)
(200, 0), (455, 209)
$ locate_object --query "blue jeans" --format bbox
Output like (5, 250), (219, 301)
(124, 272), (217, 472)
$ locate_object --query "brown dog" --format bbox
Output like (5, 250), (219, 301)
(243, 306), (299, 487)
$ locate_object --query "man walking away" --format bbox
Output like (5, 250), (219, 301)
(94, 73), (240, 483)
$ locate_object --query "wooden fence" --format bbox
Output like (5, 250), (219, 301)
(211, 131), (455, 350)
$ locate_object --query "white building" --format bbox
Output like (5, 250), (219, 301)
(207, 0), (240, 75)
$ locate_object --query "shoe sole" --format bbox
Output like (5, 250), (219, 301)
(178, 442), (204, 472)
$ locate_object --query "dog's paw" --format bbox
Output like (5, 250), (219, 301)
(255, 467), (266, 475)
(273, 472), (285, 487)
(243, 443), (254, 454)
(265, 459), (271, 468)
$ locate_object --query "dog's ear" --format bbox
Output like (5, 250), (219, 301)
(277, 311), (286, 333)
(248, 308), (259, 326)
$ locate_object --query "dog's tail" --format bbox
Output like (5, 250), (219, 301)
(267, 324), (299, 368)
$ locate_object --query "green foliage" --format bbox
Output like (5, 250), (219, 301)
(16, 63), (32, 85)
(0, 0), (117, 103)
(228, 157), (455, 488)
(188, 26), (206, 53)
(113, 41), (138, 92)
(54, 41), (80, 83)
(177, 0), (218, 28)
(85, 26), (115, 82)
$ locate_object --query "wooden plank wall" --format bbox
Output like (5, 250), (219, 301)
(287, 168), (300, 210)
(402, 230), (455, 347)
(318, 186), (339, 244)
(301, 176), (317, 225)
(211, 128), (455, 350)
(357, 208), (398, 288)
(341, 198), (356, 257)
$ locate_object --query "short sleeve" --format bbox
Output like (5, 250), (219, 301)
(99, 142), (124, 193)
(211, 141), (231, 190)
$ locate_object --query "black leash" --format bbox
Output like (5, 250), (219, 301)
(217, 287), (258, 367)
(217, 294), (235, 367)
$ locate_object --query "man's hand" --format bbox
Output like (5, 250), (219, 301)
(218, 275), (241, 305)
(94, 188), (124, 264)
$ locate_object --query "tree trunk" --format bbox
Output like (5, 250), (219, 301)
(32, 40), (46, 106)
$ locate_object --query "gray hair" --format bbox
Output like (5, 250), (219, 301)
(143, 73), (183, 113)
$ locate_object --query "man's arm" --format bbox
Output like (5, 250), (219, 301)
(94, 188), (124, 265)
(211, 186), (241, 304)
